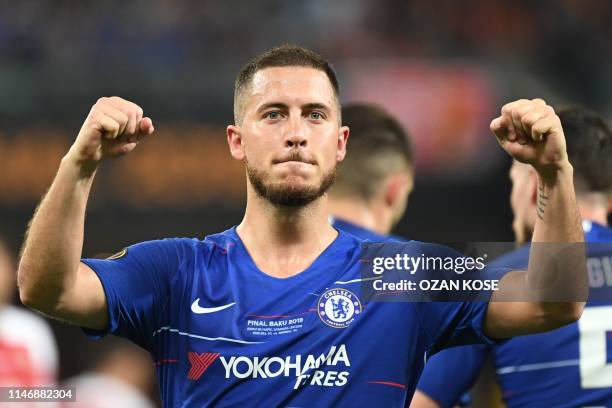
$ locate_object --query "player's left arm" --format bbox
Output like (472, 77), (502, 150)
(484, 98), (587, 338)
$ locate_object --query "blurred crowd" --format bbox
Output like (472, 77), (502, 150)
(1, 0), (611, 125)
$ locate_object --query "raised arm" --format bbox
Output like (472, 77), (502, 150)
(485, 98), (586, 338)
(18, 97), (154, 330)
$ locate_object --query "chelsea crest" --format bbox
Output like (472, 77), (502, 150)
(318, 288), (362, 328)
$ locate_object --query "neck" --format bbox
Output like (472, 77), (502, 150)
(577, 194), (609, 226)
(237, 183), (338, 278)
(327, 197), (390, 235)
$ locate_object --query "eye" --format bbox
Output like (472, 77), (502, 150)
(265, 111), (282, 120)
(309, 111), (324, 120)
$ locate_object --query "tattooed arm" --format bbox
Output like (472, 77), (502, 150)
(484, 99), (586, 338)
(536, 182), (548, 220)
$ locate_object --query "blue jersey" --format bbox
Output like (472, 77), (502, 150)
(415, 221), (612, 408)
(82, 227), (500, 407)
(332, 217), (404, 242)
(334, 216), (478, 408)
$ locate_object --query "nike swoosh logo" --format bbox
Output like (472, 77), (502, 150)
(334, 276), (380, 285)
(191, 299), (236, 314)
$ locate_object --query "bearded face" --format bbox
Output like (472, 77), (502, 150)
(226, 66), (349, 208)
(246, 151), (336, 207)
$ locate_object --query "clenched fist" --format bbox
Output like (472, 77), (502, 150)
(491, 99), (569, 175)
(66, 96), (154, 168)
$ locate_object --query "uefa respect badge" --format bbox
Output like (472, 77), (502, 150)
(318, 288), (362, 328)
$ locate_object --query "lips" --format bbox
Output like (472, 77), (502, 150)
(273, 156), (316, 165)
(276, 160), (314, 165)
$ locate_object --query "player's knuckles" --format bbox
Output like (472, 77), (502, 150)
(521, 111), (542, 126)
(491, 125), (505, 139)
(548, 116), (562, 129)
(501, 103), (516, 116)
(531, 121), (551, 137)
(108, 109), (129, 126)
(490, 117), (501, 131)
(545, 105), (558, 119)
(535, 116), (558, 131)
(86, 111), (108, 128)
(121, 103), (144, 126)
(95, 97), (124, 112)
(126, 101), (143, 115)
(108, 96), (128, 105)
(502, 99), (529, 112)
(104, 119), (121, 133)
(501, 101), (520, 115)
(126, 113), (138, 134)
(133, 107), (144, 125)
(106, 97), (139, 117)
(515, 104), (536, 118)
(511, 107), (528, 124)
(90, 103), (105, 118)
(135, 108), (143, 124)
(110, 97), (139, 111)
(530, 106), (548, 119)
(111, 101), (134, 117)
(85, 122), (102, 135)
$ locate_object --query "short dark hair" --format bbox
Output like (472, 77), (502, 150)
(330, 103), (414, 201)
(234, 44), (340, 124)
(557, 105), (612, 194)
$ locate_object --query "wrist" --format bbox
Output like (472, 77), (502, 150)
(61, 150), (100, 180)
(535, 161), (573, 187)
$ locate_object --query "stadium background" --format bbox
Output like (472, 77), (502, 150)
(0, 0), (611, 405)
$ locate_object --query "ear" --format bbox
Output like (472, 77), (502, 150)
(336, 126), (350, 162)
(227, 125), (245, 161)
(384, 173), (413, 208)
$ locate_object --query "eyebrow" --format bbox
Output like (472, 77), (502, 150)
(256, 102), (288, 113)
(255, 102), (332, 114)
(302, 103), (331, 112)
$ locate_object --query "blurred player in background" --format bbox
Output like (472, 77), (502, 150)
(328, 103), (414, 240)
(17, 45), (587, 406)
(0, 237), (58, 387)
(64, 338), (156, 408)
(412, 105), (612, 408)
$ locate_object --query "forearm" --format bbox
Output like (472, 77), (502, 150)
(18, 154), (97, 310)
(526, 162), (586, 319)
(531, 163), (582, 243)
(487, 167), (586, 336)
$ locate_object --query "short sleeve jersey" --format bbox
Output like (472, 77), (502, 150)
(82, 227), (500, 407)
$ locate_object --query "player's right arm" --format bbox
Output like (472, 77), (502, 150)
(17, 97), (154, 331)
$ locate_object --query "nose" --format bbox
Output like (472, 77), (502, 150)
(284, 117), (307, 148)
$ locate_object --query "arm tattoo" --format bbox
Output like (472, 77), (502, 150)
(536, 183), (549, 220)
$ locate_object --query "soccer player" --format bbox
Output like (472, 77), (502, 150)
(18, 45), (586, 406)
(328, 103), (414, 241)
(0, 237), (58, 388)
(412, 105), (612, 408)
(63, 339), (156, 408)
